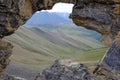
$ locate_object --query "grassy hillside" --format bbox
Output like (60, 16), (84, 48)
(30, 23), (101, 40)
(5, 26), (106, 79)
(5, 25), (106, 65)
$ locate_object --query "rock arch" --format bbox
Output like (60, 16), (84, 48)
(0, 0), (120, 77)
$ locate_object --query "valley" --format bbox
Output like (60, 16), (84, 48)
(4, 11), (106, 79)
(5, 25), (106, 79)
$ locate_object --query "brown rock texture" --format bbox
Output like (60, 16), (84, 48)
(0, 40), (13, 76)
(70, 0), (120, 46)
(0, 0), (60, 38)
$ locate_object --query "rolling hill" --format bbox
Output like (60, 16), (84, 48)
(4, 11), (106, 79)
(6, 25), (105, 58)
(25, 11), (101, 40)
(5, 25), (106, 79)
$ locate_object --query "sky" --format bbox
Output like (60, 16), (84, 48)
(42, 3), (74, 13)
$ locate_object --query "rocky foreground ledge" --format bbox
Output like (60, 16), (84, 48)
(34, 59), (120, 80)
(0, 59), (119, 80)
(36, 59), (99, 80)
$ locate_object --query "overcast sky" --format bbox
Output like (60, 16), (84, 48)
(42, 3), (74, 13)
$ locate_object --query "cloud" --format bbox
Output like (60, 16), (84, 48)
(45, 3), (74, 13)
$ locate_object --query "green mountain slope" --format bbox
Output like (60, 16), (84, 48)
(5, 26), (106, 79)
(6, 25), (106, 62)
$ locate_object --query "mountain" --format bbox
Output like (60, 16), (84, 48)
(5, 26), (105, 79)
(25, 11), (101, 40)
(7, 26), (104, 57)
(33, 23), (101, 40)
(6, 25), (105, 61)
(5, 11), (105, 79)
(6, 26), (105, 64)
(26, 11), (72, 25)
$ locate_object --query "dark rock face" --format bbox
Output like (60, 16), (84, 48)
(0, 40), (13, 76)
(70, 0), (120, 46)
(35, 60), (120, 80)
(103, 32), (120, 71)
(0, 0), (29, 37)
(0, 0), (56, 38)
(38, 60), (100, 80)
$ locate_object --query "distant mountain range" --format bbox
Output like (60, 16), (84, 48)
(25, 11), (101, 40)
(5, 11), (106, 79)
(26, 11), (72, 25)
(6, 26), (105, 79)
